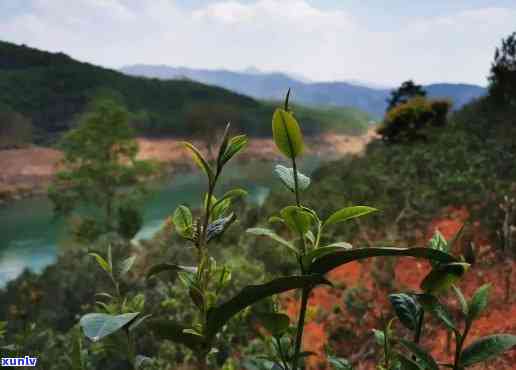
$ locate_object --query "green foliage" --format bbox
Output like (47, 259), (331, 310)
(0, 41), (370, 144)
(246, 91), (459, 370)
(79, 313), (140, 342)
(323, 206), (377, 228)
(460, 334), (516, 367)
(467, 284), (491, 323)
(117, 204), (144, 240)
(48, 99), (157, 242)
(274, 165), (311, 193)
(383, 232), (514, 370)
(388, 293), (421, 332)
(377, 97), (452, 143)
(257, 313), (290, 337)
(489, 31), (516, 108)
(0, 110), (33, 149)
(420, 262), (470, 295)
(386, 80), (427, 112)
(272, 108), (304, 159)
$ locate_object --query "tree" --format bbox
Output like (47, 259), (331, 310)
(377, 97), (451, 143)
(489, 31), (516, 107)
(0, 110), (33, 149)
(48, 99), (157, 242)
(387, 80), (427, 112)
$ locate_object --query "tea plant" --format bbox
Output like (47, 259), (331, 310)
(78, 92), (463, 370)
(244, 91), (460, 370)
(79, 244), (145, 367)
(382, 230), (516, 370)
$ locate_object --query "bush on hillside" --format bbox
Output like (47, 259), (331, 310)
(377, 97), (451, 143)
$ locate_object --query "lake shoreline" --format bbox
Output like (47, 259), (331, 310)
(0, 130), (377, 204)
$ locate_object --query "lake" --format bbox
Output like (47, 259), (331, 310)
(0, 157), (320, 286)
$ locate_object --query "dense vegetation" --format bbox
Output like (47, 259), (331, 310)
(0, 41), (370, 145)
(1, 32), (516, 370)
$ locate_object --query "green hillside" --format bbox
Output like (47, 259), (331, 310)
(0, 41), (370, 144)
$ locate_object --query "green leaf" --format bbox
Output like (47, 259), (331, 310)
(268, 216), (284, 225)
(301, 243), (352, 271)
(399, 339), (439, 370)
(467, 284), (490, 323)
(420, 263), (470, 295)
(272, 108), (304, 159)
(417, 294), (456, 332)
(79, 312), (139, 342)
(146, 318), (205, 350)
(129, 314), (152, 332)
(182, 328), (203, 337)
(118, 255), (136, 276)
(396, 352), (423, 370)
(183, 142), (214, 184)
(389, 293), (421, 331)
(211, 188), (248, 213)
(428, 230), (449, 267)
(305, 230), (316, 245)
(88, 253), (111, 274)
(207, 213), (236, 242)
(247, 227), (299, 256)
(372, 329), (385, 346)
(217, 122), (231, 167)
(146, 263), (197, 280)
(206, 274), (329, 337)
(173, 205), (194, 239)
(274, 165), (310, 192)
(257, 313), (290, 336)
(280, 206), (314, 235)
(323, 206), (378, 228)
(461, 334), (516, 367)
(327, 355), (353, 370)
(309, 247), (458, 275)
(452, 285), (468, 316)
(134, 355), (153, 370)
(220, 134), (248, 166)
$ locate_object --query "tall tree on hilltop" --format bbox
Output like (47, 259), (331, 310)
(489, 31), (516, 107)
(386, 80), (427, 112)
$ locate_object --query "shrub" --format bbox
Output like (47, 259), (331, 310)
(377, 97), (452, 143)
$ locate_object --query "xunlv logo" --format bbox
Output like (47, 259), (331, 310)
(1, 357), (38, 367)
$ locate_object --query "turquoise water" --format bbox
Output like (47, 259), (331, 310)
(0, 157), (319, 286)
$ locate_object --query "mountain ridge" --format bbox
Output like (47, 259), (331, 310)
(121, 64), (486, 117)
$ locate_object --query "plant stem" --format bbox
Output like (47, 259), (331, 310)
(125, 328), (135, 365)
(292, 286), (310, 370)
(414, 311), (425, 344)
(201, 174), (218, 248)
(275, 336), (290, 370)
(292, 157), (300, 207)
(453, 322), (471, 370)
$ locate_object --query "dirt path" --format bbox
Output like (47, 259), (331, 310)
(0, 129), (378, 202)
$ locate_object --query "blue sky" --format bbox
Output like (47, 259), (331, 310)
(1, 0), (515, 86)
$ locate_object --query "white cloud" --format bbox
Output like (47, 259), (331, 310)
(1, 0), (515, 86)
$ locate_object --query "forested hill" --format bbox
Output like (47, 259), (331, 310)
(121, 64), (486, 118)
(0, 41), (370, 144)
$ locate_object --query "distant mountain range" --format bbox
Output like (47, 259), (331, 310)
(120, 65), (487, 118)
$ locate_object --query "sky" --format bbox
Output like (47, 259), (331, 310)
(1, 0), (515, 86)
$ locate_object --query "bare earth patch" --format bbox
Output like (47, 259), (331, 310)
(0, 129), (377, 201)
